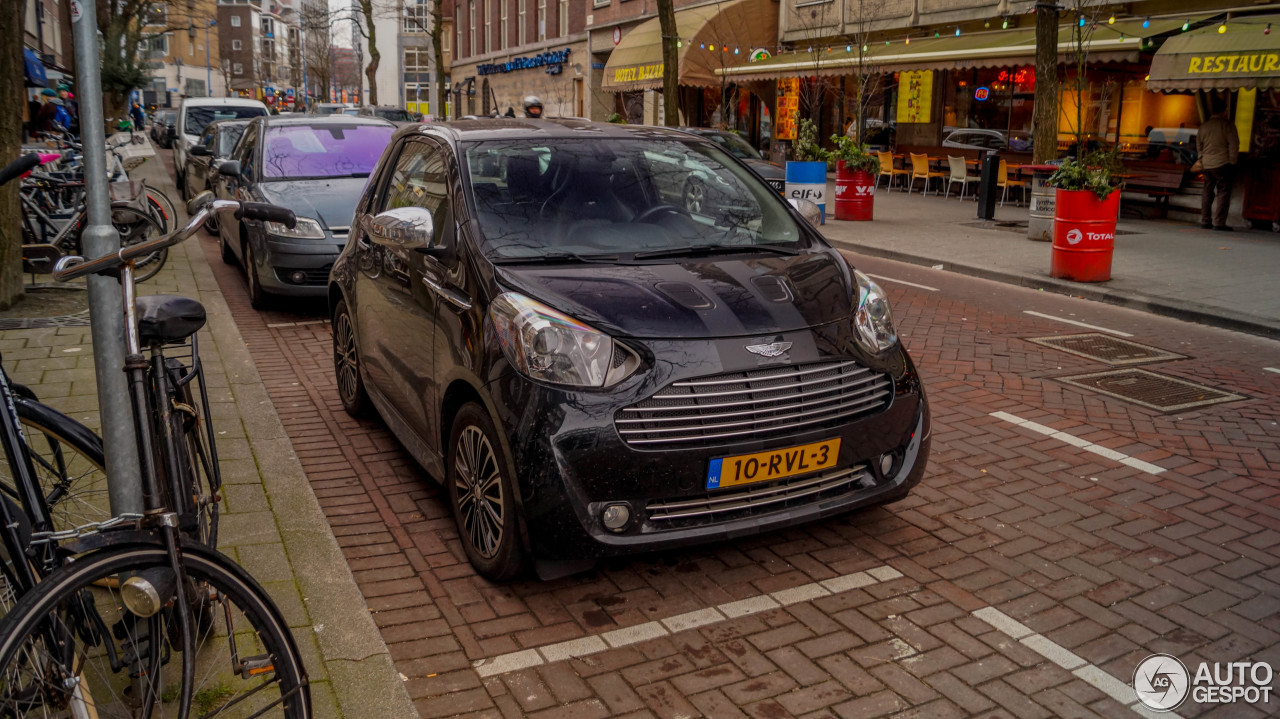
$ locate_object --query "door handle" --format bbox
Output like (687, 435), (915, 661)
(422, 274), (472, 311)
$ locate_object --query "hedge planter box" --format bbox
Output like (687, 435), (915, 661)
(785, 161), (828, 224)
(834, 160), (875, 221)
(1050, 188), (1121, 282)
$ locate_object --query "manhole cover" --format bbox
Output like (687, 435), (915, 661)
(1056, 368), (1245, 412)
(0, 312), (92, 331)
(1026, 333), (1187, 366)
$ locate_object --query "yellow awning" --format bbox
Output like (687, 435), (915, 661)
(602, 0), (779, 92)
(721, 17), (1202, 81)
(1148, 14), (1280, 91)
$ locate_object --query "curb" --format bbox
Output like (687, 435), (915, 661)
(828, 237), (1280, 340)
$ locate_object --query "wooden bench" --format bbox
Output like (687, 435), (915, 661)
(1121, 161), (1188, 218)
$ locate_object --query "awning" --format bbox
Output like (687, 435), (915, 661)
(721, 17), (1202, 81)
(602, 0), (778, 92)
(23, 48), (47, 87)
(1148, 14), (1280, 91)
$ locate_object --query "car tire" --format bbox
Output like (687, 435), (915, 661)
(243, 237), (268, 310)
(175, 162), (185, 197)
(447, 403), (529, 582)
(683, 178), (706, 214)
(218, 227), (235, 264)
(332, 299), (371, 418)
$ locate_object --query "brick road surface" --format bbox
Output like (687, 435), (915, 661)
(179, 151), (1279, 717)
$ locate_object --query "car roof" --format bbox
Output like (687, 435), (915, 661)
(181, 98), (267, 109)
(255, 115), (395, 127)
(400, 118), (712, 144)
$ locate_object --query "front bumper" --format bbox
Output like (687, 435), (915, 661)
(257, 234), (344, 297)
(485, 329), (930, 561)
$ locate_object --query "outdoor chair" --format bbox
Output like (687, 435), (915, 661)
(908, 153), (945, 195)
(944, 156), (978, 200)
(997, 158), (1024, 206)
(877, 150), (908, 191)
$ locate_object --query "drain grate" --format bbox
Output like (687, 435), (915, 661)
(1056, 368), (1244, 412)
(0, 312), (92, 331)
(1026, 333), (1187, 366)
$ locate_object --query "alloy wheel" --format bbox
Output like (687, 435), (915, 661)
(333, 312), (360, 406)
(453, 426), (504, 559)
(683, 180), (706, 214)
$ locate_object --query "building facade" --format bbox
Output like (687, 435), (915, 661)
(143, 0), (226, 106)
(217, 0), (300, 104)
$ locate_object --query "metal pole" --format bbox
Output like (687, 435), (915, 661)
(70, 0), (144, 515)
(206, 21), (213, 97)
(301, 14), (309, 110)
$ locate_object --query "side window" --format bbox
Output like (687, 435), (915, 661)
(235, 125), (257, 182)
(201, 127), (216, 150)
(380, 140), (452, 246)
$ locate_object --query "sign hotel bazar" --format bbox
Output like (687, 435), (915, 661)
(478, 49), (571, 76)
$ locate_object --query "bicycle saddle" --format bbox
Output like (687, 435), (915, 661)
(136, 295), (206, 345)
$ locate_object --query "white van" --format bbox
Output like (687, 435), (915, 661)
(172, 97), (268, 197)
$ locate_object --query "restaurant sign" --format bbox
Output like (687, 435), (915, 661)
(897, 70), (933, 124)
(478, 48), (571, 76)
(613, 63), (664, 84)
(1185, 53), (1280, 75)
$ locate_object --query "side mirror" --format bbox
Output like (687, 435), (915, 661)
(787, 198), (821, 227)
(217, 160), (242, 177)
(366, 207), (436, 251)
(190, 145), (211, 156)
(186, 190), (215, 216)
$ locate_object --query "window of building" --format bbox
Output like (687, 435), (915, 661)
(230, 15), (241, 27)
(519, 0), (527, 45)
(558, 0), (567, 36)
(442, 27), (451, 54)
(144, 34), (169, 56)
(537, 0), (546, 41)
(233, 62), (243, 74)
(232, 39), (242, 50)
(404, 47), (429, 72)
(469, 1), (476, 57)
(501, 0), (508, 50)
(485, 0), (492, 53)
(404, 0), (429, 32)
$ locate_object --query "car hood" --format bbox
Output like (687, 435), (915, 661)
(257, 178), (368, 230)
(494, 251), (853, 339)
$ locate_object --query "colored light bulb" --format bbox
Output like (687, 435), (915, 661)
(1142, 17), (1150, 28)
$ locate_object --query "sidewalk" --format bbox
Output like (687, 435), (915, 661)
(1, 152), (418, 717)
(819, 183), (1280, 338)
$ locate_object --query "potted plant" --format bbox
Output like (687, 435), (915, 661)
(785, 118), (830, 223)
(828, 134), (881, 221)
(1047, 149), (1123, 282)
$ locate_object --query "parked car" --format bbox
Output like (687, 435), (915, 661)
(173, 97), (269, 197)
(329, 119), (931, 581)
(311, 103), (355, 116)
(151, 109), (176, 147)
(942, 128), (1008, 153)
(356, 106), (420, 125)
(182, 119), (250, 229)
(213, 115), (395, 308)
(677, 127), (784, 194)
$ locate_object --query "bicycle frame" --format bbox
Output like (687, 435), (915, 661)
(0, 362), (61, 595)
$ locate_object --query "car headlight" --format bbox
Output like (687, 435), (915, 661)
(489, 292), (638, 388)
(264, 216), (325, 239)
(852, 270), (898, 353)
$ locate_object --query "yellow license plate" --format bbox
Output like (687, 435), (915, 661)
(707, 438), (841, 489)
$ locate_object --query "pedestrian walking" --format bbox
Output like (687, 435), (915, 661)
(130, 102), (146, 130)
(1196, 98), (1239, 231)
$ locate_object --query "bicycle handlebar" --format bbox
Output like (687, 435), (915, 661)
(0, 155), (41, 187)
(51, 200), (297, 282)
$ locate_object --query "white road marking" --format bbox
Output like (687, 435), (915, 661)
(471, 563), (903, 677)
(1023, 310), (1134, 337)
(991, 411), (1166, 475)
(865, 273), (940, 292)
(973, 606), (1182, 718)
(265, 320), (325, 328)
(1265, 367), (1280, 374)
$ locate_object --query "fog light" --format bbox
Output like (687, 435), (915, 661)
(879, 453), (895, 477)
(289, 270), (307, 284)
(601, 503), (630, 531)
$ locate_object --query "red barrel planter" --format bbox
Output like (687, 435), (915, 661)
(1050, 188), (1120, 282)
(834, 161), (875, 221)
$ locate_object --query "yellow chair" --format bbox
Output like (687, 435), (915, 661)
(996, 159), (1024, 206)
(908, 153), (945, 195)
(878, 150), (908, 191)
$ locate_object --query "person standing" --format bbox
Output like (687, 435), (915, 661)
(1197, 98), (1240, 231)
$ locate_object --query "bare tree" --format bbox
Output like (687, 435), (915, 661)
(353, 0), (382, 104)
(301, 3), (335, 106)
(842, 0), (887, 144)
(1032, 2), (1060, 163)
(1061, 0), (1114, 159)
(0, 0), (25, 308)
(657, 0), (678, 126)
(401, 0), (447, 119)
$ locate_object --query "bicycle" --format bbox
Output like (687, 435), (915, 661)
(0, 175), (309, 715)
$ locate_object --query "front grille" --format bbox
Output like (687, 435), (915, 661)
(276, 264), (332, 285)
(616, 360), (892, 447)
(646, 464), (873, 527)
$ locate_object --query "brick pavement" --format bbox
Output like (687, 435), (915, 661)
(189, 172), (1280, 718)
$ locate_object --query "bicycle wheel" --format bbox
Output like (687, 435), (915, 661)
(0, 542), (310, 717)
(163, 358), (219, 549)
(144, 188), (176, 234)
(108, 205), (168, 283)
(0, 398), (108, 533)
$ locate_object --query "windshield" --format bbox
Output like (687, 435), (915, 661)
(262, 123), (394, 180)
(464, 138), (806, 260)
(217, 125), (246, 156)
(707, 132), (762, 160)
(184, 105), (266, 136)
(341, 108), (360, 116)
(377, 108), (413, 122)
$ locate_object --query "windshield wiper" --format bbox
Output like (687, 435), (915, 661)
(632, 244), (799, 261)
(491, 251), (622, 265)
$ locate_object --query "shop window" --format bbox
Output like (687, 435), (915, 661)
(1117, 76), (1200, 162)
(942, 66), (1035, 153)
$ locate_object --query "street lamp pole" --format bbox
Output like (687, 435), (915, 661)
(206, 19), (215, 96)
